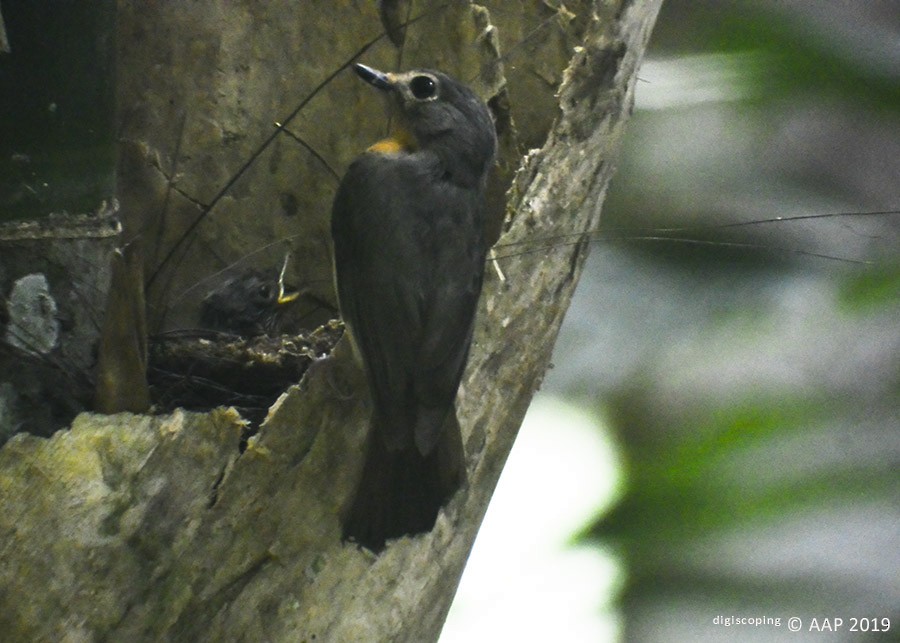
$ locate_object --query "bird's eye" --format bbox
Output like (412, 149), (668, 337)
(409, 75), (437, 100)
(258, 285), (271, 299)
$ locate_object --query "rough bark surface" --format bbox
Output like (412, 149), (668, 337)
(0, 1), (662, 640)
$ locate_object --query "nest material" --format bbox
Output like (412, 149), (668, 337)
(147, 320), (344, 426)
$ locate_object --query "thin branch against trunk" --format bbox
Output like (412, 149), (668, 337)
(0, 2), (9, 54)
(0, 1), (662, 640)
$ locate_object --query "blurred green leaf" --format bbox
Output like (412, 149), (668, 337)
(837, 264), (900, 313)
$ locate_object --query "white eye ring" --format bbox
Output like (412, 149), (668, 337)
(409, 75), (438, 100)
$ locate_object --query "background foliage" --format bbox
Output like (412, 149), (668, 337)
(548, 1), (898, 640)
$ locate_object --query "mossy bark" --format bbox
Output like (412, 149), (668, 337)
(0, 1), (662, 640)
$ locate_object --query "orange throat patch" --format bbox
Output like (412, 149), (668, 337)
(366, 128), (416, 154)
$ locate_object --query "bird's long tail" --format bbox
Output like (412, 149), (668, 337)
(342, 417), (464, 552)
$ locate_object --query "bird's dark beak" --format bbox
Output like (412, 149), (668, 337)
(353, 63), (393, 91)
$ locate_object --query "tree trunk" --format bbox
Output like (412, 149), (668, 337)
(0, 1), (662, 640)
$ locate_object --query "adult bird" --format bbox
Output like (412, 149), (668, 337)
(332, 63), (496, 551)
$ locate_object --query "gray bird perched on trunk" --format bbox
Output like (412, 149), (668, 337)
(332, 62), (497, 551)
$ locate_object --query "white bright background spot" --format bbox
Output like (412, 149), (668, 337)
(440, 394), (624, 642)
